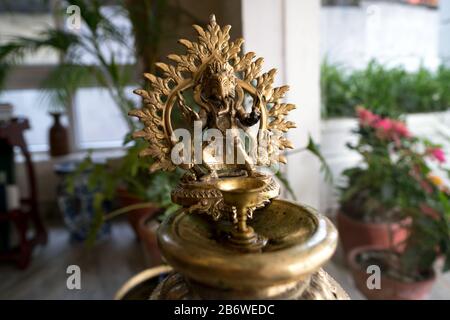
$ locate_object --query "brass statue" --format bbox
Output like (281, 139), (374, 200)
(130, 15), (293, 174)
(127, 14), (349, 300)
(182, 57), (264, 181)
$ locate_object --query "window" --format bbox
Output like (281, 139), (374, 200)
(75, 87), (135, 149)
(0, 5), (137, 153)
(0, 89), (61, 152)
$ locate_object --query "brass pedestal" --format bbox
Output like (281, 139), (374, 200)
(150, 199), (349, 300)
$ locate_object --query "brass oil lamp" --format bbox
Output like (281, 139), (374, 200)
(126, 15), (349, 300)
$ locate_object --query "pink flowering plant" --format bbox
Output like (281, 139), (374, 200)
(340, 107), (450, 279)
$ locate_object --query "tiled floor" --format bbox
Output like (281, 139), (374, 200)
(0, 221), (449, 300)
(0, 221), (146, 300)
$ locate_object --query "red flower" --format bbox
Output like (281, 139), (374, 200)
(356, 107), (380, 127)
(428, 148), (446, 164)
(373, 118), (394, 140)
(391, 121), (411, 138)
(374, 119), (393, 131)
(356, 107), (411, 141)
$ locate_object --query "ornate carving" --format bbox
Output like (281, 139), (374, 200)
(170, 174), (279, 222)
(150, 268), (349, 300)
(129, 14), (296, 178)
(300, 269), (350, 300)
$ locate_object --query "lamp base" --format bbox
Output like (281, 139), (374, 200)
(150, 268), (349, 300)
(155, 199), (350, 300)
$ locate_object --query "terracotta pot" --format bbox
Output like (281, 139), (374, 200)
(348, 246), (436, 300)
(49, 112), (70, 157)
(137, 215), (163, 266)
(116, 188), (160, 239)
(337, 211), (410, 256)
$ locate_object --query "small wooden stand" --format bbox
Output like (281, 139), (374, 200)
(0, 118), (47, 269)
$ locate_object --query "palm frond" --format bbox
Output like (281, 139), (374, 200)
(275, 171), (297, 201)
(305, 134), (334, 184)
(39, 64), (95, 111)
(0, 29), (81, 64)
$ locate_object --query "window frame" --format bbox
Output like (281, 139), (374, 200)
(3, 64), (137, 154)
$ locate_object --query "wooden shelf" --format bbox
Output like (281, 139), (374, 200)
(0, 117), (47, 269)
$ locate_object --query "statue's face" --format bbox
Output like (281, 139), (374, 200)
(202, 60), (236, 104)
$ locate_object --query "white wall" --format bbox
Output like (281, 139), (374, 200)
(439, 0), (450, 64)
(321, 1), (440, 71)
(242, 0), (322, 209)
(241, 0), (285, 85)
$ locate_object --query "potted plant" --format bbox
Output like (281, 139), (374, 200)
(66, 139), (182, 264)
(112, 140), (181, 266)
(340, 108), (450, 299)
(337, 107), (448, 255)
(348, 176), (450, 300)
(112, 139), (181, 238)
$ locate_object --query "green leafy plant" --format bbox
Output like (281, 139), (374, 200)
(321, 60), (450, 118)
(279, 134), (333, 201)
(67, 140), (183, 245)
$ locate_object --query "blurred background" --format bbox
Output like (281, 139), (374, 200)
(0, 0), (449, 300)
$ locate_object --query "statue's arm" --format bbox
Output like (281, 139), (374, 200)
(236, 87), (261, 126)
(178, 92), (210, 130)
(198, 108), (208, 129)
(192, 85), (210, 129)
(177, 92), (199, 120)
